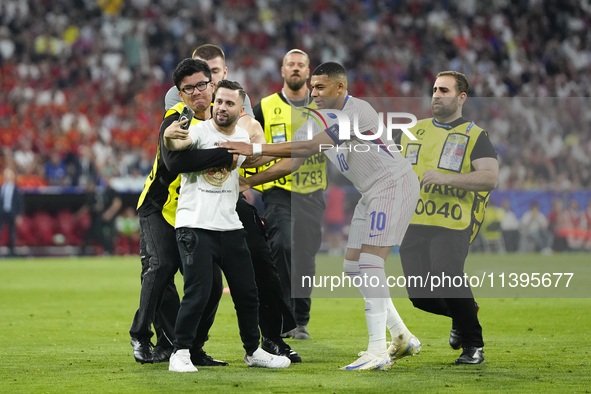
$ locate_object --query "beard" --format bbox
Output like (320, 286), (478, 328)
(286, 77), (306, 91)
(431, 97), (459, 119)
(214, 110), (239, 128)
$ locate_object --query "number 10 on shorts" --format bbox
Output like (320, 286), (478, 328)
(369, 211), (386, 231)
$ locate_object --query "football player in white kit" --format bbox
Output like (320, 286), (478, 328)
(222, 62), (421, 370)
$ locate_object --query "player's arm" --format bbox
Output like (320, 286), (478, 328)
(240, 158), (306, 191)
(238, 114), (277, 167)
(160, 114), (234, 173)
(222, 130), (335, 158)
(242, 155), (276, 168)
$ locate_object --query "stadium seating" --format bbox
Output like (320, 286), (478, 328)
(55, 209), (82, 246)
(31, 211), (57, 246)
(16, 214), (38, 247)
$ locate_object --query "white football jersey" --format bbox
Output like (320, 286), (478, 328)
(175, 120), (248, 231)
(294, 96), (413, 195)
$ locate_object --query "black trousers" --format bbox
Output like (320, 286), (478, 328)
(130, 198), (295, 350)
(174, 228), (260, 355)
(399, 225), (484, 348)
(129, 212), (222, 351)
(262, 188), (325, 326)
(80, 218), (116, 255)
(236, 194), (296, 338)
(0, 212), (17, 256)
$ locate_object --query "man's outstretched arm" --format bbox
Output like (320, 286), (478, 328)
(159, 114), (234, 173)
(221, 130), (335, 158)
(240, 158), (307, 191)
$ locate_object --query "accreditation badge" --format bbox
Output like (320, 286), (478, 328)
(270, 124), (287, 143)
(405, 144), (421, 165)
(438, 133), (469, 172)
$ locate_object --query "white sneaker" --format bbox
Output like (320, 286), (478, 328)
(340, 351), (392, 371)
(388, 334), (421, 362)
(169, 349), (198, 372)
(244, 348), (291, 368)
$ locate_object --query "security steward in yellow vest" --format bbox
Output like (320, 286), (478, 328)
(249, 50), (328, 339)
(399, 71), (498, 365)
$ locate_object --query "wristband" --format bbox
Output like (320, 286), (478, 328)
(252, 143), (263, 156)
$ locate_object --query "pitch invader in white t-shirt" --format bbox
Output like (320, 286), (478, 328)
(222, 62), (421, 371)
(163, 80), (290, 372)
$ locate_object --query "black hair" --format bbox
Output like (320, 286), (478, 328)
(311, 62), (347, 80)
(172, 58), (212, 89)
(436, 71), (469, 94)
(214, 80), (246, 105)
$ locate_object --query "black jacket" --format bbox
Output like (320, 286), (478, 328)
(0, 183), (24, 217)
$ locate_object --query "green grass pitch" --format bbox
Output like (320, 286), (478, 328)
(1, 254), (589, 393)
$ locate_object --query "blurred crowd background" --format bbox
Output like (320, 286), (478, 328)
(1, 0), (591, 255)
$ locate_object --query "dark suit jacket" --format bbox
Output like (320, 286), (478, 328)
(0, 183), (24, 217)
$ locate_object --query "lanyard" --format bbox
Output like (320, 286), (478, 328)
(280, 88), (313, 110)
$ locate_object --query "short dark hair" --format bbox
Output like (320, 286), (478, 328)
(214, 80), (246, 105)
(312, 62), (347, 80)
(436, 71), (469, 94)
(192, 44), (225, 65)
(172, 58), (212, 89)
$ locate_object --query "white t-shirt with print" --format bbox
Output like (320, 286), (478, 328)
(175, 119), (248, 231)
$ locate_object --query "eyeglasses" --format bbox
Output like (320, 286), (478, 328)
(181, 80), (211, 95)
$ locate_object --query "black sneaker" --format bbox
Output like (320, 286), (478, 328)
(449, 302), (480, 350)
(262, 337), (302, 363)
(152, 346), (173, 363)
(280, 328), (295, 338)
(449, 324), (462, 350)
(190, 349), (229, 366)
(131, 338), (153, 364)
(292, 325), (310, 340)
(455, 347), (485, 365)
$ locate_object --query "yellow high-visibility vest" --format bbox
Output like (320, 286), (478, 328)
(241, 93), (328, 194)
(401, 118), (491, 243)
(137, 102), (202, 227)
